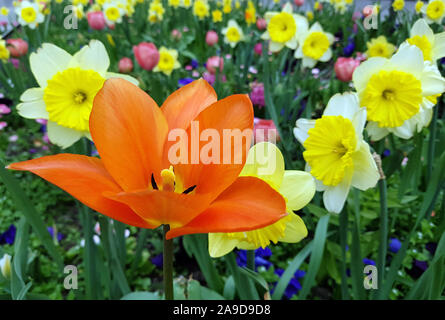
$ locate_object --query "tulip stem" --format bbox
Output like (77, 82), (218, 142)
(163, 224), (174, 300)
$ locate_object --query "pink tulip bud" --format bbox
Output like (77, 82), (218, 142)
(256, 18), (267, 30)
(6, 39), (28, 57)
(362, 5), (374, 17)
(254, 43), (263, 55)
(133, 42), (160, 71)
(334, 57), (360, 82)
(253, 118), (280, 144)
(205, 30), (219, 46)
(87, 11), (106, 31)
(294, 0), (304, 6)
(206, 56), (224, 75)
(118, 57), (133, 73)
(171, 29), (182, 40)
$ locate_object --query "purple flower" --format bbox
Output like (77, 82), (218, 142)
(389, 238), (401, 253)
(191, 59), (199, 68)
(151, 253), (163, 268)
(0, 225), (16, 245)
(249, 82), (265, 108)
(414, 260), (428, 271)
(236, 249), (272, 271)
(383, 149), (391, 158)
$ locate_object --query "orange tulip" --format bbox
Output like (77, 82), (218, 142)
(8, 78), (287, 239)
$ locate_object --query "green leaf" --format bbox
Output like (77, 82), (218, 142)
(121, 292), (161, 300)
(223, 276), (235, 300)
(225, 252), (259, 300)
(272, 241), (313, 300)
(239, 267), (269, 291)
(0, 162), (63, 269)
(299, 214), (330, 299)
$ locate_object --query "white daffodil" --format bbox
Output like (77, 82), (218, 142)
(103, 1), (126, 26)
(0, 254), (11, 279)
(353, 44), (445, 140)
(15, 0), (44, 29)
(294, 93), (380, 214)
(222, 20), (244, 48)
(209, 142), (315, 257)
(17, 40), (138, 148)
(261, 2), (308, 53)
(421, 0), (445, 24)
(153, 47), (180, 76)
(405, 18), (445, 63)
(295, 22), (334, 68)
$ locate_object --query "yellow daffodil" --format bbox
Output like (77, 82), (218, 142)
(306, 11), (314, 21)
(223, 0), (231, 13)
(331, 0), (349, 13)
(72, 0), (88, 5)
(17, 40), (138, 148)
(180, 0), (192, 8)
(406, 18), (445, 63)
(261, 2), (308, 53)
(15, 0), (44, 29)
(416, 0), (424, 13)
(392, 0), (405, 11)
(365, 36), (396, 58)
(294, 93), (380, 214)
(245, 1), (256, 25)
(208, 142), (315, 257)
(295, 22), (334, 68)
(421, 0), (445, 24)
(0, 40), (10, 61)
(353, 44), (445, 140)
(0, 254), (11, 279)
(222, 19), (244, 48)
(0, 6), (9, 15)
(168, 0), (180, 8)
(212, 9), (222, 22)
(148, 0), (165, 22)
(153, 47), (180, 76)
(193, 0), (209, 20)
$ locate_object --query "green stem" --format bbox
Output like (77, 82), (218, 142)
(339, 207), (349, 300)
(163, 224), (174, 300)
(376, 179), (388, 299)
(246, 250), (255, 271)
(427, 105), (438, 183)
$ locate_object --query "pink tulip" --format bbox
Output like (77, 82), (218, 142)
(250, 82), (265, 108)
(133, 42), (160, 71)
(294, 0), (304, 6)
(253, 118), (280, 144)
(334, 57), (360, 82)
(0, 104), (11, 114)
(118, 57), (133, 73)
(6, 39), (28, 57)
(205, 30), (219, 46)
(206, 56), (224, 75)
(256, 18), (267, 30)
(254, 43), (263, 55)
(87, 11), (106, 30)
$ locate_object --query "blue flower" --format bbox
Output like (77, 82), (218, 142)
(343, 42), (355, 57)
(178, 78), (194, 87)
(382, 149), (391, 158)
(151, 253), (163, 268)
(236, 249), (272, 271)
(191, 59), (199, 69)
(389, 238), (401, 253)
(363, 258), (376, 266)
(47, 227), (64, 242)
(272, 268), (305, 299)
(0, 225), (16, 245)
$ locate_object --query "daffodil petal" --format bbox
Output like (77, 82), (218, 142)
(279, 213), (308, 243)
(208, 233), (239, 258)
(280, 170), (315, 211)
(47, 121), (83, 149)
(351, 142), (380, 190)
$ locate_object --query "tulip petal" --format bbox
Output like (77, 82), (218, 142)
(90, 78), (169, 191)
(161, 78), (217, 131)
(7, 154), (151, 228)
(173, 94), (254, 198)
(104, 189), (213, 229)
(166, 176), (287, 239)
